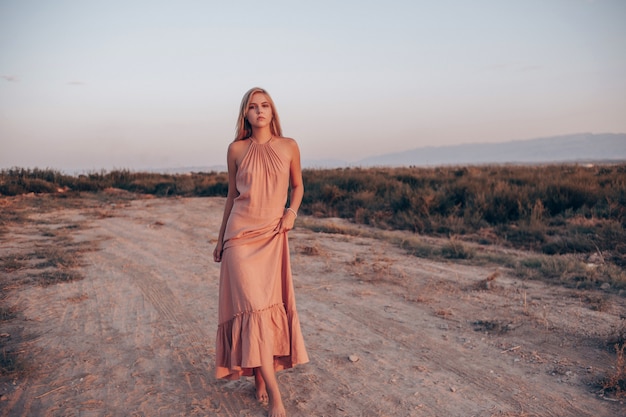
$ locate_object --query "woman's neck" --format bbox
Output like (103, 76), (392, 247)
(250, 127), (273, 143)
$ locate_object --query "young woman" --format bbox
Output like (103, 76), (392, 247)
(213, 87), (309, 417)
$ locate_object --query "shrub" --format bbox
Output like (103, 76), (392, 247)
(2, 164), (625, 270)
(441, 239), (474, 259)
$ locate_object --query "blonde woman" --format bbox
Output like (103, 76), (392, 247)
(213, 87), (309, 417)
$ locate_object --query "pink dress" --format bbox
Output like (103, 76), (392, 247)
(215, 138), (309, 380)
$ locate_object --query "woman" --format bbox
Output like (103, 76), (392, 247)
(213, 87), (309, 417)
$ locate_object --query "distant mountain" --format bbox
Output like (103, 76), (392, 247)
(138, 133), (625, 174)
(155, 165), (226, 174)
(356, 133), (626, 167)
(301, 158), (349, 169)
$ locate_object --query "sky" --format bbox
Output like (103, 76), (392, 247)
(1, 0), (625, 172)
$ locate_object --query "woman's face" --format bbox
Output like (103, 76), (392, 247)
(246, 93), (273, 128)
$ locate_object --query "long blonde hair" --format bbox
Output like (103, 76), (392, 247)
(234, 87), (283, 141)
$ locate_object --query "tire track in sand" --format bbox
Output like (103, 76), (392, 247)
(94, 214), (246, 416)
(290, 228), (614, 417)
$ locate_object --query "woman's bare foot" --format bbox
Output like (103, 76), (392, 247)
(268, 398), (286, 417)
(258, 353), (286, 416)
(254, 369), (269, 404)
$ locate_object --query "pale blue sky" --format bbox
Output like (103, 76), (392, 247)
(1, 0), (625, 171)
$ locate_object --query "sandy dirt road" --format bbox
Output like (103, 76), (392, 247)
(1, 195), (624, 416)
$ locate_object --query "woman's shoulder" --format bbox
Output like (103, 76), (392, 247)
(228, 138), (250, 152)
(227, 139), (250, 161)
(273, 137), (300, 162)
(273, 136), (299, 148)
(229, 138), (250, 147)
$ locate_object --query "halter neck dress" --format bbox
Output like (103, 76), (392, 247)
(215, 138), (309, 380)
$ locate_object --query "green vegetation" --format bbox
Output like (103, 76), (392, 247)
(0, 168), (228, 197)
(301, 165), (626, 259)
(2, 164), (625, 291)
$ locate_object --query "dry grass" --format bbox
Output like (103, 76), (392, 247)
(472, 320), (513, 335)
(298, 245), (321, 256)
(0, 301), (23, 376)
(4, 165), (625, 289)
(473, 270), (501, 290)
(0, 306), (16, 322)
(0, 254), (27, 273)
(299, 216), (626, 294)
(441, 237), (475, 259)
(582, 294), (612, 312)
(597, 343), (626, 398)
(0, 349), (24, 376)
(0, 194), (99, 381)
(598, 320), (626, 397)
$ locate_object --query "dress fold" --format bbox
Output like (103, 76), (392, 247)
(215, 138), (309, 380)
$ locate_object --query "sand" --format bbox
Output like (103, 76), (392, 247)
(1, 195), (624, 417)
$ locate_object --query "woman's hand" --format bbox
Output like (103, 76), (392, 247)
(213, 242), (223, 262)
(275, 209), (297, 233)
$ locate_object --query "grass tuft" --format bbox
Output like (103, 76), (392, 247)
(0, 349), (24, 375)
(0, 306), (16, 321)
(597, 343), (626, 398)
(35, 270), (83, 286)
(441, 238), (475, 259)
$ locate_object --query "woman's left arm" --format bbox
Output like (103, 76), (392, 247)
(288, 139), (304, 214)
(277, 139), (303, 233)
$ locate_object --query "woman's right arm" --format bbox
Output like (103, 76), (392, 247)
(213, 143), (240, 262)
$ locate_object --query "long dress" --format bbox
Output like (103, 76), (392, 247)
(215, 138), (309, 380)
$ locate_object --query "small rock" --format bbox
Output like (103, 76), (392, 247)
(450, 386), (456, 393)
(348, 355), (360, 363)
(588, 253), (603, 264)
